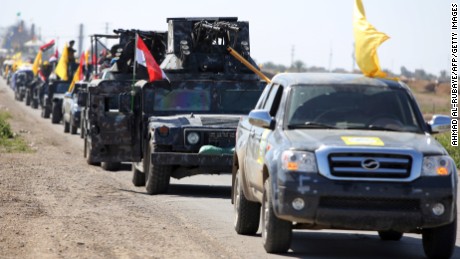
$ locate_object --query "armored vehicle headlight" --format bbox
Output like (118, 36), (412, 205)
(422, 156), (451, 176)
(186, 132), (200, 145)
(281, 150), (317, 173)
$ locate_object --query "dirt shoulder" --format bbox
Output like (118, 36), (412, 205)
(0, 80), (239, 258)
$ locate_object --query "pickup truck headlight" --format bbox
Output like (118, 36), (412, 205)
(422, 156), (451, 176)
(282, 150), (317, 173)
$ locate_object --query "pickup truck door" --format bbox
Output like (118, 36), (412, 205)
(245, 84), (283, 191)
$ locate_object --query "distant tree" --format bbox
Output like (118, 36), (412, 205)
(332, 68), (348, 73)
(292, 60), (306, 72)
(439, 70), (448, 82)
(400, 66), (412, 78)
(308, 66), (327, 73)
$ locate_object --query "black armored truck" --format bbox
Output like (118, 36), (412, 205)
(83, 17), (265, 194)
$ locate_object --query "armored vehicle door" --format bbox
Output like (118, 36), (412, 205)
(86, 80), (142, 163)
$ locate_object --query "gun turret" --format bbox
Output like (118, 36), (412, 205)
(162, 17), (257, 75)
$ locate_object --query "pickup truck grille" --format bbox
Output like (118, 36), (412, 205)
(328, 153), (412, 179)
(320, 197), (420, 212)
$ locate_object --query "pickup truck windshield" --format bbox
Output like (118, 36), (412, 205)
(287, 84), (423, 132)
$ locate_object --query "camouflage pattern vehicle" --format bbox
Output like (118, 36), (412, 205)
(84, 17), (265, 194)
(13, 67), (33, 102)
(83, 30), (167, 171)
(40, 80), (70, 120)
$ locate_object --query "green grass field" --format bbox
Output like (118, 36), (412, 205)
(0, 111), (31, 153)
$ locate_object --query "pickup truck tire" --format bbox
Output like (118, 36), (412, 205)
(146, 145), (171, 195)
(262, 177), (292, 253)
(378, 230), (403, 241)
(132, 162), (145, 187)
(64, 121), (70, 133)
(233, 169), (260, 235)
(422, 215), (457, 259)
(101, 162), (121, 171)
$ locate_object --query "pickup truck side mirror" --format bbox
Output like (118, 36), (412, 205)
(248, 109), (275, 129)
(428, 114), (451, 134)
(77, 92), (88, 106)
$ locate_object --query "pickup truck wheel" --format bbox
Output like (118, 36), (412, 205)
(64, 121), (70, 133)
(262, 177), (292, 253)
(101, 162), (121, 171)
(422, 215), (456, 259)
(132, 163), (145, 187)
(233, 169), (260, 235)
(378, 230), (403, 241)
(146, 145), (171, 195)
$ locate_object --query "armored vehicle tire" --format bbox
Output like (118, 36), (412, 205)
(51, 104), (60, 124)
(146, 145), (171, 195)
(233, 169), (260, 235)
(84, 137), (100, 166)
(132, 163), (146, 187)
(31, 99), (38, 109)
(25, 92), (31, 106)
(378, 230), (403, 241)
(70, 119), (78, 135)
(262, 177), (292, 253)
(422, 215), (457, 259)
(101, 162), (121, 171)
(80, 118), (85, 138)
(41, 107), (50, 118)
(64, 121), (70, 133)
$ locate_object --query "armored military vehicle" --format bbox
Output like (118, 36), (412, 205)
(82, 30), (167, 171)
(40, 80), (70, 120)
(83, 17), (265, 194)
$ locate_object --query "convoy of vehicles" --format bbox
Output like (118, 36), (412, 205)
(232, 73), (456, 258)
(62, 81), (87, 134)
(2, 17), (457, 259)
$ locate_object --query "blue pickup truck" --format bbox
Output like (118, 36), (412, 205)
(232, 73), (456, 258)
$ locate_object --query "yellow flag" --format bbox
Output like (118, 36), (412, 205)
(55, 44), (69, 81)
(353, 0), (389, 78)
(68, 66), (80, 92)
(32, 50), (43, 76)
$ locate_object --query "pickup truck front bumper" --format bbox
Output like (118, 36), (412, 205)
(273, 174), (456, 232)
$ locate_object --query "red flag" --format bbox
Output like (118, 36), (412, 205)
(79, 53), (85, 80)
(135, 34), (166, 82)
(39, 39), (55, 52)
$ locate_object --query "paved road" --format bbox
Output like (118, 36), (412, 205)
(2, 78), (459, 258)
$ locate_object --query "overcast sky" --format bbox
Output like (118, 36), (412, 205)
(0, 0), (452, 75)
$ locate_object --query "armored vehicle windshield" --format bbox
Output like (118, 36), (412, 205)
(144, 81), (263, 115)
